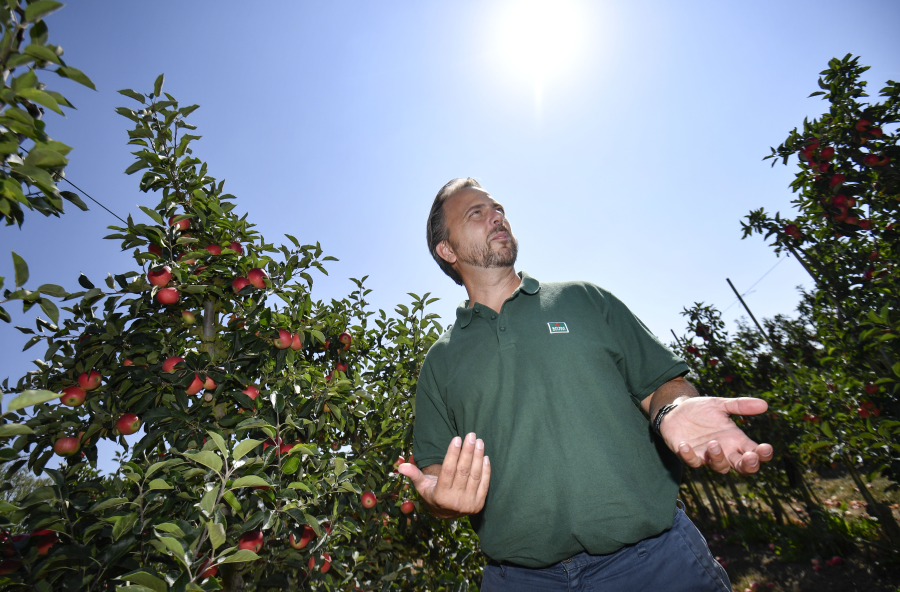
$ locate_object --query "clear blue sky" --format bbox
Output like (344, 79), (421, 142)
(1, 1), (898, 472)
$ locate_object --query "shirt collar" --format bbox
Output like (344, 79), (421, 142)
(455, 271), (540, 329)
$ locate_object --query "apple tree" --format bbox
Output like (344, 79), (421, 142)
(0, 78), (485, 591)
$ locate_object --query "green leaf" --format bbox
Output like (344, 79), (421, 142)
(24, 1), (63, 22)
(153, 74), (165, 97)
(36, 283), (66, 297)
(112, 512), (138, 541)
(287, 482), (311, 492)
(138, 206), (163, 225)
(282, 455), (300, 475)
(7, 389), (58, 412)
(206, 430), (227, 456)
(230, 475), (270, 489)
(116, 571), (166, 592)
(222, 491), (242, 516)
(182, 450), (223, 473)
(117, 89), (145, 103)
(22, 44), (60, 65)
(60, 190), (89, 211)
(0, 501), (19, 512)
(89, 497), (128, 512)
(17, 88), (63, 115)
(207, 521), (225, 549)
(219, 549), (260, 564)
(232, 438), (262, 461)
(820, 421), (834, 439)
(147, 479), (173, 491)
(200, 486), (218, 516)
(158, 536), (185, 559)
(55, 66), (96, 90)
(0, 423), (33, 437)
(154, 522), (186, 537)
(334, 457), (346, 476)
(24, 147), (66, 167)
(39, 298), (59, 324)
(12, 251), (28, 287)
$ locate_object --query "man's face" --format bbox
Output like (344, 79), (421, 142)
(441, 187), (518, 272)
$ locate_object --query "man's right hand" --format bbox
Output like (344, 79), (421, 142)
(397, 433), (491, 519)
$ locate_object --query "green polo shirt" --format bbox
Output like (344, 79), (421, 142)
(412, 272), (689, 568)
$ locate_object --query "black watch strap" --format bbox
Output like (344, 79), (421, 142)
(652, 403), (678, 436)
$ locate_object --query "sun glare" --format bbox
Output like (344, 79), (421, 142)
(496, 0), (584, 86)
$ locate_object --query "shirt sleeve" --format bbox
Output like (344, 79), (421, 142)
(412, 354), (458, 469)
(603, 290), (690, 405)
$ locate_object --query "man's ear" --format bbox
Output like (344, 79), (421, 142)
(435, 240), (457, 265)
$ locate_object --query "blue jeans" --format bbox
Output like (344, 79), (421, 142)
(480, 507), (731, 592)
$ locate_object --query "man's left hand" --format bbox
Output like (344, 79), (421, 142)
(660, 396), (774, 475)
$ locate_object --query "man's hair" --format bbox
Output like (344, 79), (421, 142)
(426, 177), (482, 286)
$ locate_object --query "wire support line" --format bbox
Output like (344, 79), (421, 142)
(721, 256), (788, 313)
(59, 176), (128, 224)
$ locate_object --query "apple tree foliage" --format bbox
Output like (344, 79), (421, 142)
(0, 0), (96, 324)
(0, 78), (485, 591)
(672, 55), (900, 548)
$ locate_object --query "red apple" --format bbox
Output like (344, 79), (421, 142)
(274, 329), (292, 349)
(147, 266), (172, 287)
(291, 332), (303, 350)
(338, 332), (352, 349)
(248, 268), (268, 289)
(805, 137), (819, 149)
(817, 162), (830, 173)
(78, 371), (102, 391)
(228, 241), (243, 254)
(0, 559), (20, 575)
(205, 245), (221, 256)
(709, 359), (719, 367)
(53, 437), (80, 457)
(820, 146), (835, 160)
(321, 553), (331, 574)
(185, 373), (204, 395)
(863, 154), (880, 166)
(232, 277), (250, 293)
(238, 531), (263, 553)
(336, 362), (348, 374)
(31, 530), (56, 555)
(243, 385), (260, 401)
(123, 358), (134, 367)
(400, 500), (415, 514)
(116, 413), (141, 435)
(829, 173), (845, 187)
(162, 356), (185, 373)
(168, 215), (190, 230)
(864, 384), (878, 394)
(182, 310), (196, 325)
(178, 253), (197, 265)
(204, 376), (216, 390)
(156, 287), (180, 305)
(361, 491), (377, 508)
(199, 559), (218, 579)
(855, 118), (871, 131)
(289, 526), (315, 549)
(148, 243), (163, 256)
(60, 386), (86, 407)
(858, 219), (871, 230)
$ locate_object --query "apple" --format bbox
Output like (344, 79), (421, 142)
(338, 332), (352, 349)
(162, 356), (185, 373)
(321, 553), (331, 574)
(336, 362), (348, 374)
(783, 224), (801, 239)
(855, 118), (871, 131)
(182, 310), (196, 325)
(147, 266), (172, 287)
(749, 582), (759, 591)
(54, 437), (80, 457)
(178, 253), (197, 265)
(832, 194), (848, 206)
(863, 154), (880, 166)
(248, 268), (268, 289)
(123, 358), (134, 367)
(0, 559), (20, 575)
(400, 500), (415, 514)
(290, 332), (303, 350)
(805, 137), (819, 149)
(360, 491), (377, 508)
(168, 215), (190, 231)
(858, 219), (871, 230)
(820, 147), (835, 160)
(185, 374), (204, 395)
(830, 555), (843, 566)
(274, 329), (292, 349)
(78, 371), (102, 391)
(148, 243), (163, 256)
(243, 385), (260, 401)
(228, 241), (243, 254)
(156, 287), (180, 305)
(205, 245), (221, 256)
(709, 359), (718, 367)
(116, 413), (141, 435)
(289, 526), (315, 549)
(829, 173), (845, 187)
(238, 531), (263, 553)
(199, 559), (217, 579)
(31, 530), (56, 555)
(864, 384), (878, 394)
(60, 386), (86, 407)
(204, 376), (216, 390)
(232, 277), (250, 293)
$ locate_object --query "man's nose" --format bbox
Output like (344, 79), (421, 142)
(489, 209), (504, 226)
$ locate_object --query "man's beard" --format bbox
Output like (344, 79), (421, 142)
(450, 229), (518, 270)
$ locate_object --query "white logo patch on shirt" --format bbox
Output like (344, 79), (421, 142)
(548, 322), (569, 334)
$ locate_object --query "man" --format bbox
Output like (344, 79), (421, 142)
(398, 178), (773, 592)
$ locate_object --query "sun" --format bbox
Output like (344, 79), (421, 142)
(496, 0), (585, 86)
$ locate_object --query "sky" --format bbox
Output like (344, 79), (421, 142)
(1, 0), (898, 473)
